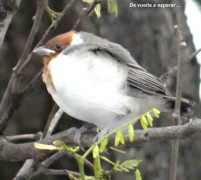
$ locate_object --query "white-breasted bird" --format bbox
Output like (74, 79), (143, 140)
(33, 31), (192, 134)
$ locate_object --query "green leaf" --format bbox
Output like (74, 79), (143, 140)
(135, 169), (142, 180)
(100, 156), (115, 165)
(128, 122), (134, 142)
(53, 140), (65, 147)
(34, 143), (61, 150)
(52, 140), (80, 153)
(107, 0), (111, 12)
(152, 108), (160, 118)
(107, 0), (118, 16)
(82, 0), (94, 3)
(121, 159), (142, 170)
(115, 129), (120, 146)
(92, 145), (99, 158)
(110, 147), (126, 154)
(68, 173), (77, 180)
(140, 115), (148, 130)
(94, 4), (101, 18)
(113, 159), (142, 172)
(100, 137), (108, 153)
(114, 4), (118, 16)
(146, 113), (153, 126)
(109, 3), (118, 16)
(113, 160), (120, 171)
(115, 128), (125, 146)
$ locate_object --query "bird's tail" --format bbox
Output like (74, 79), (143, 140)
(164, 96), (195, 117)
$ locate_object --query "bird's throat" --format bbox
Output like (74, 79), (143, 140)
(42, 56), (55, 91)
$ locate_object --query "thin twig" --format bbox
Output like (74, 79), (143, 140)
(72, 0), (102, 30)
(14, 0), (47, 73)
(42, 104), (59, 138)
(44, 169), (80, 176)
(45, 108), (64, 137)
(0, 13), (16, 49)
(160, 48), (201, 82)
(169, 25), (187, 180)
(19, 0), (77, 72)
(7, 134), (38, 142)
(41, 151), (66, 167)
(0, 0), (21, 49)
(13, 159), (39, 180)
(41, 148), (93, 170)
(0, 0), (46, 128)
(30, 148), (93, 178)
(0, 71), (41, 132)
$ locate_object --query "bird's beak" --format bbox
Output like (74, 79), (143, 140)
(33, 46), (55, 56)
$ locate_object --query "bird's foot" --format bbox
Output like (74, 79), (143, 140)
(93, 128), (109, 143)
(74, 123), (96, 150)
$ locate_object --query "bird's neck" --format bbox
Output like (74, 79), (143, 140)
(42, 57), (55, 90)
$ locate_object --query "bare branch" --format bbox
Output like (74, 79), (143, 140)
(13, 159), (39, 180)
(42, 104), (59, 137)
(169, 24), (187, 180)
(0, 0), (46, 129)
(160, 47), (201, 82)
(0, 0), (21, 49)
(0, 71), (41, 132)
(0, 13), (15, 48)
(45, 108), (63, 137)
(172, 25), (186, 123)
(1, 118), (201, 162)
(30, 149), (93, 178)
(41, 151), (66, 167)
(44, 169), (80, 177)
(14, 0), (47, 73)
(7, 134), (38, 142)
(72, 0), (102, 30)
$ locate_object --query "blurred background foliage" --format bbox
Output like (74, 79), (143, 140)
(0, 0), (201, 179)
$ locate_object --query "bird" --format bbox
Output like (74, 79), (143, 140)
(33, 31), (192, 138)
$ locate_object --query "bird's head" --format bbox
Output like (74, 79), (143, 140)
(33, 30), (76, 62)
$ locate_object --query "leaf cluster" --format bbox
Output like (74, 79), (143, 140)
(82, 0), (118, 18)
(35, 108), (160, 180)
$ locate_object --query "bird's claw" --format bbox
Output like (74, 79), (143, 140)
(74, 123), (95, 150)
(93, 128), (109, 143)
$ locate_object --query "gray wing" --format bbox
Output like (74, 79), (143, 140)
(127, 64), (169, 95)
(63, 35), (169, 96)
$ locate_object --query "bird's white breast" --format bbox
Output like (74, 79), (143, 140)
(47, 50), (131, 128)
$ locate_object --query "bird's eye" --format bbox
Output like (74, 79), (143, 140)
(55, 44), (63, 51)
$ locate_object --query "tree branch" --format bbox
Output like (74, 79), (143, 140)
(72, 0), (102, 30)
(0, 0), (21, 49)
(7, 134), (39, 142)
(0, 0), (46, 132)
(44, 169), (80, 176)
(160, 47), (201, 82)
(14, 0), (47, 73)
(0, 0), (76, 134)
(0, 71), (41, 132)
(1, 118), (201, 162)
(169, 24), (187, 180)
(45, 108), (64, 137)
